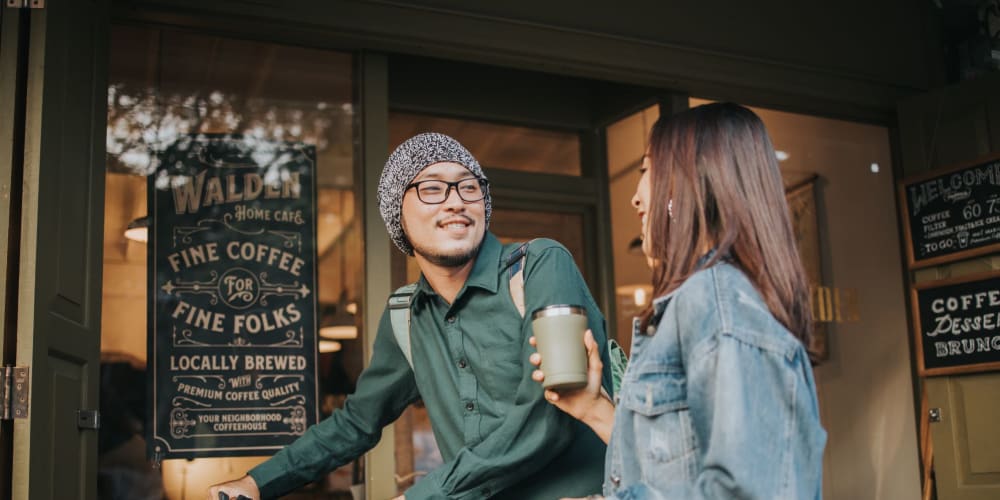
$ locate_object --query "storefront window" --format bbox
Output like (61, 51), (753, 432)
(102, 25), (360, 499)
(606, 99), (906, 500)
(390, 112), (582, 176)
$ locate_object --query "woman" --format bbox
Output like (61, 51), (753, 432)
(530, 102), (826, 499)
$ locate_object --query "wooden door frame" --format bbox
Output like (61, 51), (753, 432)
(0, 6), (31, 499)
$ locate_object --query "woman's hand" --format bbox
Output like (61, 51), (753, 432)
(530, 329), (614, 443)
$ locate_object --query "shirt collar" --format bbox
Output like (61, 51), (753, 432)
(467, 231), (502, 294)
(412, 231), (502, 300)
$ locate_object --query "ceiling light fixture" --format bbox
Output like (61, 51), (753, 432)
(124, 216), (149, 243)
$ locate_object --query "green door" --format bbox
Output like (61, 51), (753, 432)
(1, 1), (109, 499)
(898, 71), (1000, 500)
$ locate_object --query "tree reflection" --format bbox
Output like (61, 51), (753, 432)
(106, 84), (352, 186)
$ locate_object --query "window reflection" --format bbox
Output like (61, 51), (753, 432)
(389, 112), (582, 176)
(605, 105), (658, 355)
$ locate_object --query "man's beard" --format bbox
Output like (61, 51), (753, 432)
(412, 239), (482, 268)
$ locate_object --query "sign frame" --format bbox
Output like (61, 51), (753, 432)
(910, 270), (1000, 377)
(898, 152), (1000, 269)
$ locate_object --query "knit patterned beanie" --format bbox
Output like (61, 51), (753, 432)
(378, 132), (492, 255)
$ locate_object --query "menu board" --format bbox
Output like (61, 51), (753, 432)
(147, 134), (319, 459)
(911, 272), (1000, 376)
(899, 154), (1000, 268)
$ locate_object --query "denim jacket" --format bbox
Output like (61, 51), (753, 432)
(604, 262), (826, 499)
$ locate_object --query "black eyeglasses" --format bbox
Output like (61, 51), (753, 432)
(406, 178), (488, 204)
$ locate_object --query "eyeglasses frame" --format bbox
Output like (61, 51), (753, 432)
(405, 177), (489, 205)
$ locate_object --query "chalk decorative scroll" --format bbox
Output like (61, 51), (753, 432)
(168, 406), (309, 439)
(172, 326), (304, 348)
(172, 215), (302, 250)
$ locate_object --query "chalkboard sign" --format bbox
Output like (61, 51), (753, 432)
(147, 134), (319, 459)
(911, 271), (1000, 376)
(899, 153), (1000, 268)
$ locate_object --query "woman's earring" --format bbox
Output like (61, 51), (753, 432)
(668, 199), (674, 219)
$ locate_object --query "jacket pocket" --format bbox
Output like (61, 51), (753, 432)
(619, 365), (687, 415)
(618, 367), (698, 484)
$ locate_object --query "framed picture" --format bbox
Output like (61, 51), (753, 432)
(785, 173), (828, 363)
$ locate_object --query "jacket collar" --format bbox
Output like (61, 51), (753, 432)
(647, 248), (723, 327)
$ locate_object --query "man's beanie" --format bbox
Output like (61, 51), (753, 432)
(378, 132), (492, 255)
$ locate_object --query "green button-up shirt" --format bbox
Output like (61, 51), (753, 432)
(250, 232), (611, 499)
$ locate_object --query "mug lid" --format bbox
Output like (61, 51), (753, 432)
(531, 304), (586, 319)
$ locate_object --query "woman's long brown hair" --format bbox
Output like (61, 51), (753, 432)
(640, 102), (812, 346)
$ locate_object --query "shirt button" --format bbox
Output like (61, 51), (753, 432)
(465, 402), (475, 411)
(610, 473), (621, 486)
(458, 359), (467, 369)
(446, 315), (456, 323)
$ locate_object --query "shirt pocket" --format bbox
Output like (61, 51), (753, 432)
(474, 324), (525, 399)
(619, 365), (698, 484)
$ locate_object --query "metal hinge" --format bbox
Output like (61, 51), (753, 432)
(4, 0), (44, 8)
(0, 366), (29, 420)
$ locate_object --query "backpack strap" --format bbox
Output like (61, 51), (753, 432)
(505, 240), (534, 318)
(388, 283), (418, 369)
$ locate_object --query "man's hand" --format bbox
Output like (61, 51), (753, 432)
(529, 329), (605, 420)
(207, 474), (260, 500)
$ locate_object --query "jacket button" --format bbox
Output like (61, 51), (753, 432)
(465, 402), (475, 411)
(610, 474), (621, 486)
(458, 359), (467, 369)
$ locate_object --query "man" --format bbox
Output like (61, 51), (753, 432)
(209, 132), (611, 499)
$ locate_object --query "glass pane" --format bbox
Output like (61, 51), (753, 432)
(389, 112), (582, 176)
(102, 25), (359, 499)
(605, 105), (658, 353)
(613, 98), (902, 499)
(491, 208), (587, 273)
